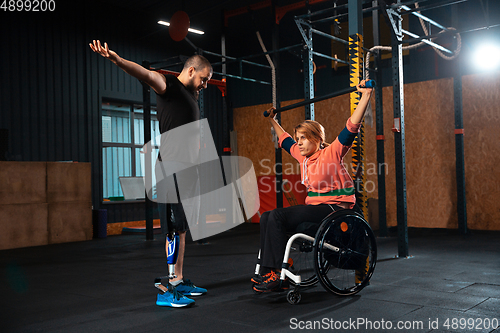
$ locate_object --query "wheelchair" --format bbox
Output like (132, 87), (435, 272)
(253, 208), (377, 304)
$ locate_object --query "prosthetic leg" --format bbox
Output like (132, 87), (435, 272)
(154, 224), (195, 307)
(154, 228), (179, 293)
(155, 164), (181, 294)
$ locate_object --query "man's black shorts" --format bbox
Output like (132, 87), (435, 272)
(158, 202), (189, 235)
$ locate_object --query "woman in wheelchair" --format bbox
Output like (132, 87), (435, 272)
(253, 80), (373, 293)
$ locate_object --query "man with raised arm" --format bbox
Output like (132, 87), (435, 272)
(90, 40), (212, 308)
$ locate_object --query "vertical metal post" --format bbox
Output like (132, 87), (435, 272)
(197, 49), (205, 120)
(348, 0), (362, 34)
(452, 6), (467, 235)
(388, 5), (409, 257)
(199, 90), (205, 119)
(272, 1), (283, 208)
(198, 73), (206, 235)
(373, 0), (388, 236)
(221, 20), (229, 155)
(221, 13), (227, 82)
(142, 60), (154, 241)
(303, 23), (314, 121)
(454, 74), (467, 234)
(348, 0), (367, 217)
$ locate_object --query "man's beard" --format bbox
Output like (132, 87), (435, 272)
(186, 79), (199, 101)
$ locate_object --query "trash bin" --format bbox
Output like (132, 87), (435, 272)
(92, 209), (107, 238)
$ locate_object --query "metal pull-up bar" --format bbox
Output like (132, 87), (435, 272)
(263, 80), (376, 117)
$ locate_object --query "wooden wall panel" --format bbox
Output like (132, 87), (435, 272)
(0, 204), (48, 251)
(0, 162), (46, 205)
(48, 202), (93, 244)
(398, 79), (456, 229)
(0, 162), (94, 249)
(380, 76), (500, 231)
(462, 74), (500, 230)
(47, 162), (91, 203)
(379, 79), (458, 229)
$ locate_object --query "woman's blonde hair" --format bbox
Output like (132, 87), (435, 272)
(294, 120), (330, 149)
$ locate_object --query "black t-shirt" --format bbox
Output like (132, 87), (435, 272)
(156, 74), (199, 133)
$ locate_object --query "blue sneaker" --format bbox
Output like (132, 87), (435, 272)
(156, 289), (195, 308)
(175, 279), (207, 296)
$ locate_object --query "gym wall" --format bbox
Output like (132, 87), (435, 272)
(0, 2), (225, 224)
(233, 73), (500, 231)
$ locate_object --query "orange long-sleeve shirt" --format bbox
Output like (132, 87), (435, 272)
(278, 118), (361, 207)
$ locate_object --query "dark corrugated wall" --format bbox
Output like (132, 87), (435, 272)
(1, 12), (89, 162)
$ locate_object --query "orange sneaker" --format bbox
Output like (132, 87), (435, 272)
(251, 272), (272, 284)
(253, 271), (288, 293)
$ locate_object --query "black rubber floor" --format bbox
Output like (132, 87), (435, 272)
(1, 223), (499, 333)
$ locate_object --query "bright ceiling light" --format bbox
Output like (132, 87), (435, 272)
(187, 27), (204, 35)
(473, 43), (500, 71)
(158, 20), (170, 26)
(157, 20), (205, 35)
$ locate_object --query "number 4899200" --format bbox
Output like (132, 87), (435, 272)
(1, 0), (56, 12)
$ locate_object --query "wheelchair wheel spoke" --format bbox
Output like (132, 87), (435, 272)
(288, 238), (318, 287)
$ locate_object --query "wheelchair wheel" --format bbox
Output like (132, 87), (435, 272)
(288, 237), (318, 288)
(314, 209), (377, 296)
(287, 290), (302, 305)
